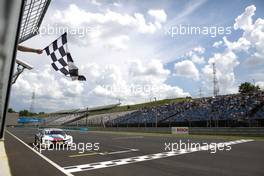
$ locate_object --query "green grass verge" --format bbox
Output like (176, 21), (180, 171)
(88, 97), (189, 116)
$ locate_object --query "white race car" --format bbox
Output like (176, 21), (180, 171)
(35, 128), (73, 148)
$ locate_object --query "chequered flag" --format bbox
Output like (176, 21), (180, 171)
(44, 32), (86, 81)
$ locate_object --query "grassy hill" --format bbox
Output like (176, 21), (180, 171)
(88, 97), (190, 116)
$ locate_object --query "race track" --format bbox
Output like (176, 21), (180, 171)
(4, 127), (264, 176)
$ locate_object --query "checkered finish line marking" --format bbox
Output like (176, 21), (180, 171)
(69, 148), (139, 158)
(63, 139), (254, 173)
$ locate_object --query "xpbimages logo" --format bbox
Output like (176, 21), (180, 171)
(165, 24), (232, 38)
(33, 142), (100, 153)
(164, 140), (232, 154)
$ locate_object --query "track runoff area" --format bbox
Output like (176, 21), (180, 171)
(4, 127), (264, 176)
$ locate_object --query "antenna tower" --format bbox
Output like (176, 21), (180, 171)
(213, 63), (219, 97)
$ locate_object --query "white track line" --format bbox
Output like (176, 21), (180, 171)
(99, 149), (139, 155)
(5, 130), (74, 176)
(63, 139), (254, 173)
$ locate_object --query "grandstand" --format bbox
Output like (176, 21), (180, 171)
(109, 91), (264, 128)
(45, 103), (121, 126)
(42, 91), (264, 128)
(67, 110), (136, 127)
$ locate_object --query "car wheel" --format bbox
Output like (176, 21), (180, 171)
(34, 136), (38, 146)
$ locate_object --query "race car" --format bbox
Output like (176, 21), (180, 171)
(35, 128), (73, 148)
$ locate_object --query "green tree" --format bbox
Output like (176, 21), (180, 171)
(8, 108), (16, 113)
(239, 82), (260, 94)
(19, 110), (30, 116)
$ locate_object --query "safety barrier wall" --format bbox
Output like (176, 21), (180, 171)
(87, 127), (264, 136)
(189, 127), (264, 136)
(87, 127), (171, 133)
(13, 126), (264, 136)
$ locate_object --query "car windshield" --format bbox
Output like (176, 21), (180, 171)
(45, 130), (65, 135)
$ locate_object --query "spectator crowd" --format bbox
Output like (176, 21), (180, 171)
(110, 91), (264, 127)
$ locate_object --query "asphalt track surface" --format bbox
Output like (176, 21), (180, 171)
(4, 127), (264, 176)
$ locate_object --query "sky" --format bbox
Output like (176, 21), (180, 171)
(9, 0), (264, 112)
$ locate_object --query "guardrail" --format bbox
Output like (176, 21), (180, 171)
(86, 127), (264, 136)
(189, 127), (264, 136)
(87, 127), (171, 133)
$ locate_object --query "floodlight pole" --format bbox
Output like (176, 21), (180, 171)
(155, 110), (158, 128)
(11, 65), (25, 84)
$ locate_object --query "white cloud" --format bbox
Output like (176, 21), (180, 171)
(223, 36), (250, 52)
(212, 40), (223, 48)
(193, 46), (205, 54)
(184, 46), (205, 64)
(104, 35), (130, 51)
(256, 81), (264, 90)
(174, 60), (199, 80)
(90, 0), (102, 6)
(244, 52), (264, 67)
(225, 5), (264, 67)
(208, 4), (264, 73)
(154, 84), (190, 99)
(191, 54), (205, 64)
(244, 17), (264, 56)
(52, 4), (166, 34)
(11, 65), (85, 111)
(234, 5), (256, 31)
(37, 3), (172, 72)
(113, 2), (122, 7)
(202, 51), (239, 94)
(11, 59), (190, 111)
(87, 59), (189, 103)
(148, 9), (167, 28)
(200, 5), (264, 94)
(129, 59), (170, 83)
(186, 46), (205, 56)
(148, 9), (167, 22)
